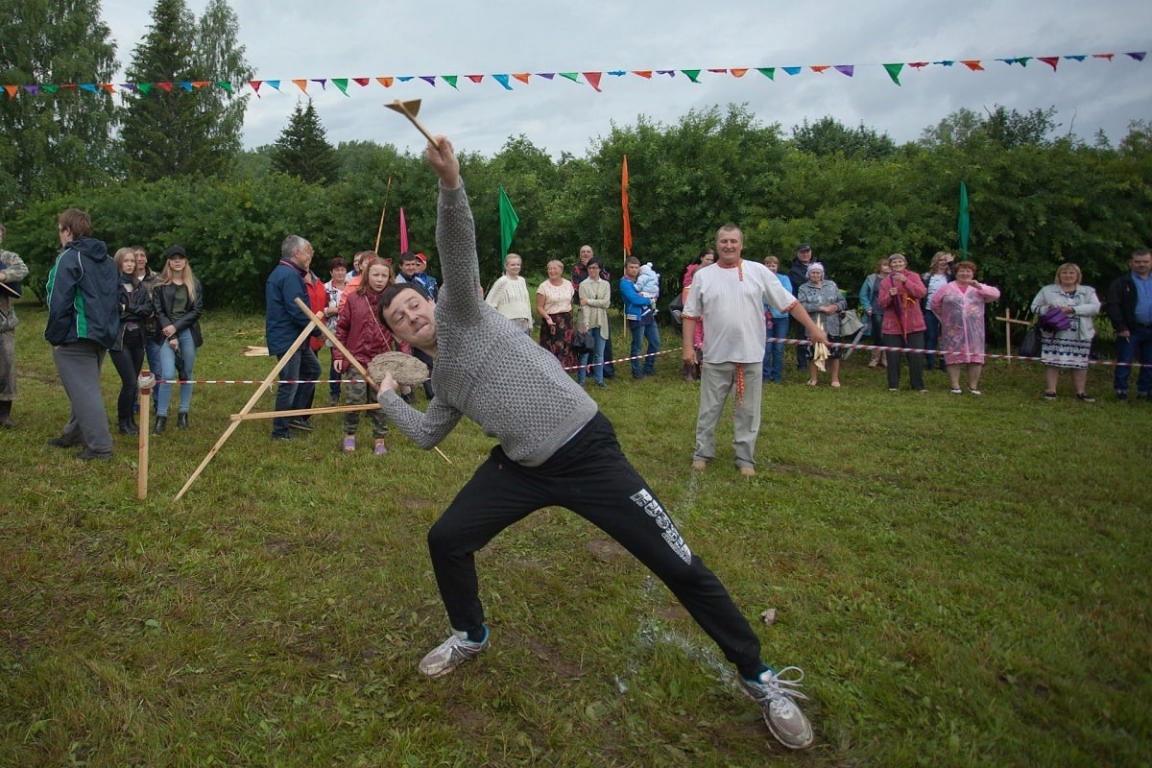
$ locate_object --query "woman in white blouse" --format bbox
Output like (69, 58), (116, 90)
(485, 253), (533, 333)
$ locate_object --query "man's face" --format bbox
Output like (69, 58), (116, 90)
(1131, 253), (1152, 278)
(384, 288), (438, 350)
(579, 246), (593, 264)
(624, 262), (640, 279)
(295, 244), (314, 271)
(797, 247), (812, 263)
(715, 231), (743, 265)
(135, 251), (148, 273)
(401, 258), (420, 277)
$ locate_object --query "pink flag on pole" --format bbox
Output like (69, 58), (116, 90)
(399, 207), (409, 253)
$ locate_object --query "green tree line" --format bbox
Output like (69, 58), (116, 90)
(4, 103), (1151, 321)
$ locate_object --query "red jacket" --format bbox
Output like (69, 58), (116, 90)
(306, 272), (328, 351)
(333, 288), (410, 368)
(879, 271), (928, 335)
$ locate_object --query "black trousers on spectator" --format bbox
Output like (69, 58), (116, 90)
(883, 331), (926, 390)
(427, 411), (763, 672)
(110, 327), (145, 422)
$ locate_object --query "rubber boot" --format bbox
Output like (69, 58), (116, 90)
(119, 417), (139, 436)
(177, 413), (189, 430)
(153, 416), (167, 434)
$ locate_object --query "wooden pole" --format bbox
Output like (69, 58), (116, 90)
(137, 372), (154, 500)
(373, 175), (392, 255)
(230, 403), (378, 421)
(174, 321), (317, 501)
(996, 308), (1031, 364)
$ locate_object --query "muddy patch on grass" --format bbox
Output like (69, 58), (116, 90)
(586, 539), (629, 564)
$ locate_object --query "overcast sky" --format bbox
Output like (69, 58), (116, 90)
(99, 0), (1152, 157)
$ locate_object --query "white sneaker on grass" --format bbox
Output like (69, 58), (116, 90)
(737, 666), (814, 750)
(418, 626), (489, 678)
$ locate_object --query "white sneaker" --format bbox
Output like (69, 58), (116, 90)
(737, 666), (814, 750)
(418, 627), (489, 678)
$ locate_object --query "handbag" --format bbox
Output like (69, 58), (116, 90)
(1019, 323), (1042, 358)
(1039, 306), (1072, 333)
(570, 330), (593, 354)
(839, 309), (864, 337)
(668, 293), (684, 325)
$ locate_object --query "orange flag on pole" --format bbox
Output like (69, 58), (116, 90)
(621, 155), (633, 257)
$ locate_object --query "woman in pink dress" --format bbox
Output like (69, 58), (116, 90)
(929, 260), (1000, 395)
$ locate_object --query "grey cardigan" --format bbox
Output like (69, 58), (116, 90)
(1030, 284), (1100, 341)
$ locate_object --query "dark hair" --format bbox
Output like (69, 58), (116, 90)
(586, 259), (603, 271)
(954, 260), (978, 275)
(329, 257), (347, 271)
(377, 282), (430, 329)
(58, 208), (92, 239)
(400, 251), (421, 264)
(624, 256), (640, 267)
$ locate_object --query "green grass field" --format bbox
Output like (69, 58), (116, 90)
(1, 305), (1149, 767)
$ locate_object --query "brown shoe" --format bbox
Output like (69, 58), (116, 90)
(738, 466), (756, 477)
(691, 459), (708, 471)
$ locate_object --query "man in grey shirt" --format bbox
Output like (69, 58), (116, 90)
(373, 137), (815, 751)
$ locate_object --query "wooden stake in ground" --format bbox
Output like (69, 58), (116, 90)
(174, 321), (316, 501)
(996, 308), (1031, 364)
(137, 372), (155, 500)
(384, 99), (439, 146)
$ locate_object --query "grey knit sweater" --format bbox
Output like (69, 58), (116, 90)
(379, 183), (599, 466)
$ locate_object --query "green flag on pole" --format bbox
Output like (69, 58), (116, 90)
(498, 185), (519, 267)
(958, 181), (970, 259)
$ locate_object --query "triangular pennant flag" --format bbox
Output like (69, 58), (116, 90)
(138, 82), (153, 95)
(1127, 52), (1146, 61)
(757, 67), (775, 80)
(353, 77), (370, 87)
(682, 69), (701, 82)
(513, 73), (531, 84)
(1038, 56), (1059, 71)
(632, 70), (653, 79)
(583, 72), (602, 92)
(442, 75), (458, 89)
(43, 84), (59, 94)
(1093, 53), (1114, 61)
(419, 76), (436, 86)
(961, 60), (984, 71)
(192, 81), (210, 89)
(61, 83), (78, 91)
(934, 60), (955, 66)
(782, 66), (802, 76)
(377, 77), (394, 88)
(537, 73), (556, 80)
(215, 80), (233, 93)
(1064, 55), (1086, 62)
(333, 78), (349, 95)
(656, 70), (675, 77)
(249, 80), (262, 95)
(3, 85), (18, 99)
(608, 70), (627, 76)
(398, 76), (415, 82)
(267, 79), (281, 91)
(312, 79), (327, 89)
(707, 68), (728, 73)
(909, 61), (930, 69)
(834, 65), (854, 77)
(730, 68), (748, 77)
(1016, 57), (1031, 66)
(559, 72), (580, 83)
(883, 63), (903, 85)
(493, 74), (512, 90)
(99, 83), (115, 93)
(79, 83), (97, 93)
(810, 65), (831, 73)
(292, 78), (308, 93)
(466, 75), (484, 83)
(23, 85), (39, 95)
(177, 81), (193, 91)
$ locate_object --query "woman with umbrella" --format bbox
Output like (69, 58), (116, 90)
(878, 254), (929, 392)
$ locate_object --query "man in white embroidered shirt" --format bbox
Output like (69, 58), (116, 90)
(682, 225), (827, 477)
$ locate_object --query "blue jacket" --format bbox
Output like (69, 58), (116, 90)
(619, 276), (655, 323)
(44, 237), (120, 349)
(265, 259), (315, 356)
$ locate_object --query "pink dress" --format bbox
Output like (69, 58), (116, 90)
(929, 281), (1001, 365)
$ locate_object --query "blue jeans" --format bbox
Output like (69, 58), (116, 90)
(327, 347), (341, 400)
(578, 328), (606, 384)
(763, 315), (790, 382)
(273, 346), (321, 436)
(156, 328), (197, 417)
(629, 321), (660, 376)
(924, 309), (941, 368)
(1114, 325), (1152, 395)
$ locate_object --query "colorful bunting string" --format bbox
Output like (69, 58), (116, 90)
(3, 49), (1145, 98)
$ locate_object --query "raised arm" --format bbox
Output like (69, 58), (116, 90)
(426, 137), (484, 326)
